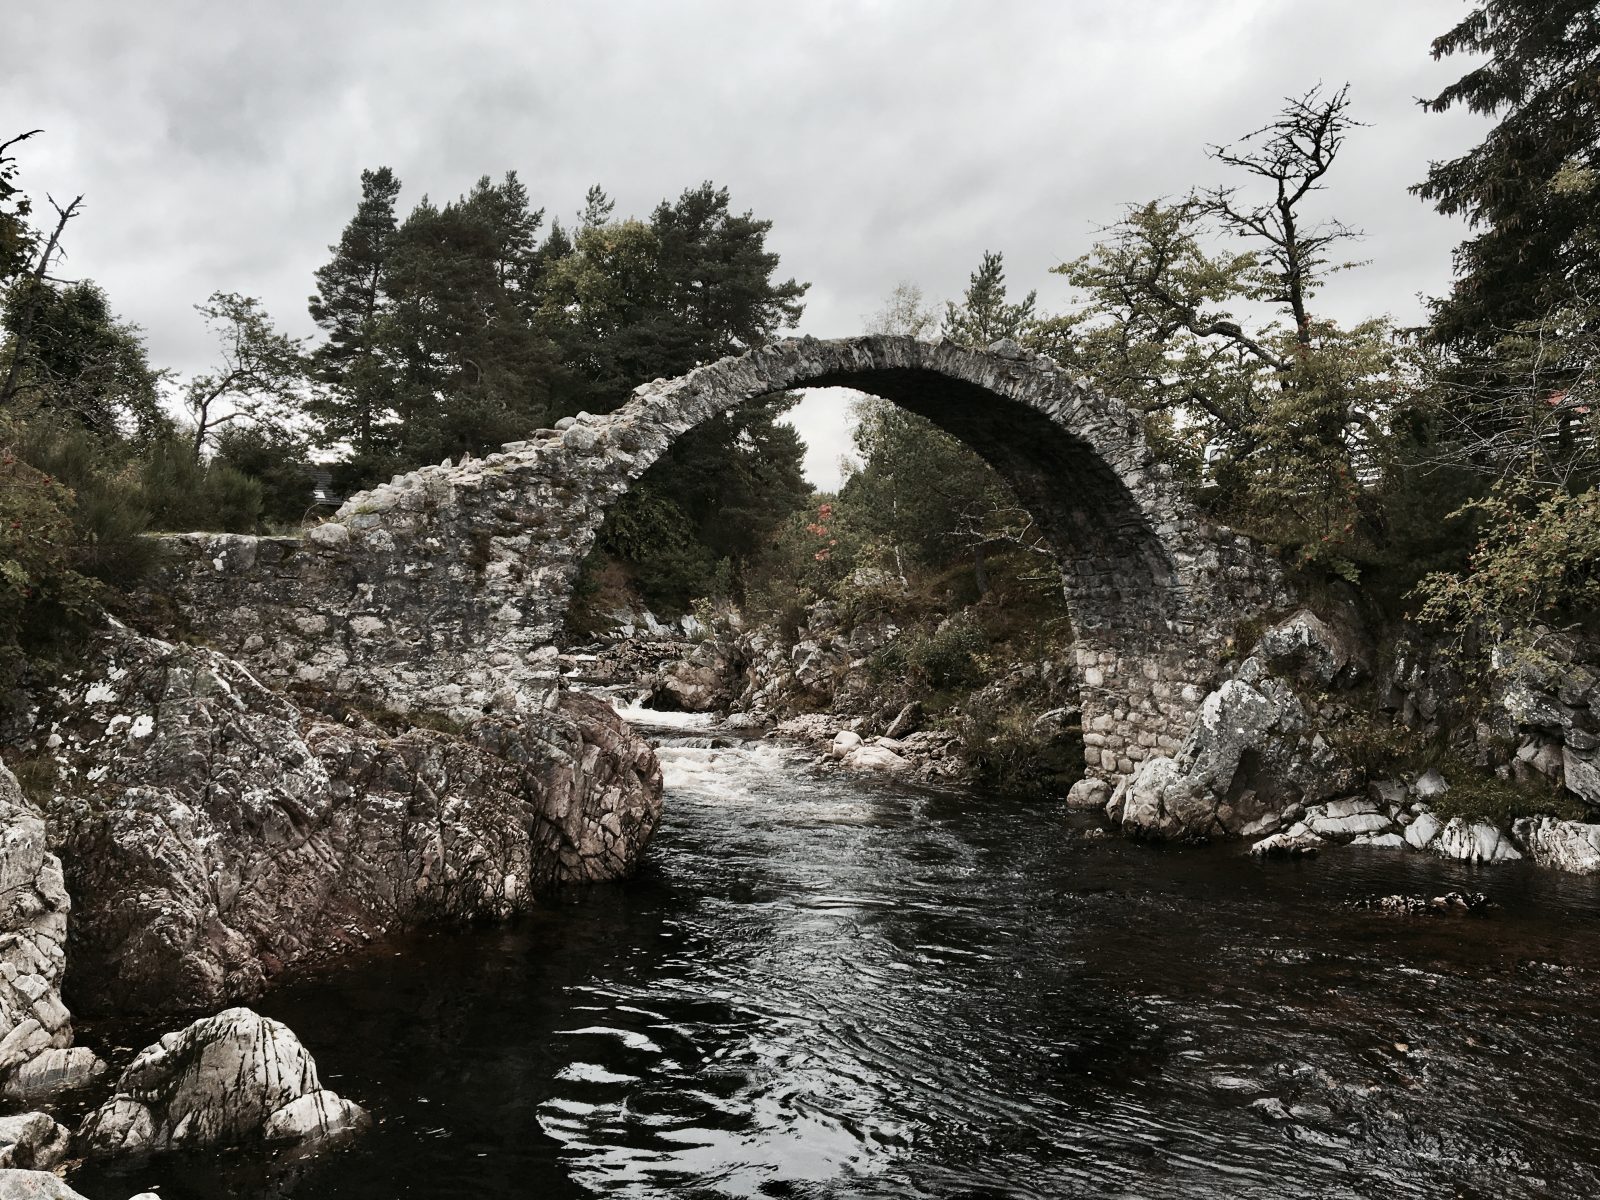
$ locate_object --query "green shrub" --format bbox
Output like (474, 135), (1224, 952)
(1429, 757), (1587, 825)
(1413, 478), (1600, 638)
(140, 435), (263, 533)
(0, 442), (101, 689)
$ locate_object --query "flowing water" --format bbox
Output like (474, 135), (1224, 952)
(78, 707), (1600, 1199)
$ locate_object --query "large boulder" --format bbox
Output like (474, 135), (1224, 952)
(0, 1114), (68, 1170)
(8, 624), (662, 1016)
(0, 1171), (92, 1199)
(1434, 817), (1522, 863)
(647, 648), (734, 713)
(1256, 608), (1370, 690)
(1119, 661), (1354, 839)
(76, 1008), (365, 1159)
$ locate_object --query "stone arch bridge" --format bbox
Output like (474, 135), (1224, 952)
(160, 336), (1285, 780)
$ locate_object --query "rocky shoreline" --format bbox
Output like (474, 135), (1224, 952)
(0, 606), (666, 1197)
(617, 597), (1600, 878)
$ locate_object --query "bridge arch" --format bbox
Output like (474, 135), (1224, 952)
(159, 336), (1285, 780)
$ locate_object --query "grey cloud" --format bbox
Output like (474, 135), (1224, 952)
(6, 0), (1487, 487)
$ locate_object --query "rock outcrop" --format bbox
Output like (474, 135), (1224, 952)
(1116, 658), (1355, 840)
(8, 622), (662, 1015)
(0, 765), (99, 1100)
(76, 1008), (365, 1159)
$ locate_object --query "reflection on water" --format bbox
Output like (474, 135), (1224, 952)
(77, 718), (1600, 1199)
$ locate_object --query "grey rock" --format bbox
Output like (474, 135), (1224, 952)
(1413, 769), (1450, 800)
(843, 744), (910, 772)
(76, 1008), (368, 1159)
(0, 765), (74, 1095)
(1250, 823), (1323, 857)
(17, 624), (661, 1015)
(1434, 817), (1522, 863)
(0, 1114), (67, 1169)
(1256, 609), (1367, 689)
(1065, 777), (1112, 812)
(305, 521), (349, 548)
(1512, 817), (1600, 874)
(2, 1047), (107, 1103)
(1308, 811), (1394, 840)
(1563, 746), (1600, 806)
(0, 1171), (89, 1200)
(830, 730), (863, 758)
(1120, 671), (1353, 839)
(883, 701), (923, 741)
(1349, 831), (1406, 849)
(1404, 812), (1442, 850)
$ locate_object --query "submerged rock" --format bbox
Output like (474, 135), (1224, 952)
(76, 1008), (367, 1160)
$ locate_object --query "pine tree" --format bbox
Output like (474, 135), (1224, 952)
(307, 167), (402, 457)
(1415, 2), (1600, 346)
(380, 174), (558, 467)
(942, 251), (1037, 347)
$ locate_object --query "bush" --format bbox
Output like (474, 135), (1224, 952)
(140, 435), (263, 533)
(0, 442), (101, 689)
(212, 424), (317, 528)
(1413, 478), (1600, 637)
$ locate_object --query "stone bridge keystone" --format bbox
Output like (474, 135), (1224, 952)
(156, 335), (1286, 781)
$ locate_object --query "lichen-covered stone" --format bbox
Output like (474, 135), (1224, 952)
(1119, 665), (1355, 839)
(1256, 608), (1369, 689)
(1512, 817), (1600, 874)
(0, 765), (76, 1097)
(0, 1170), (92, 1199)
(0, 1113), (68, 1170)
(9, 623), (661, 1016)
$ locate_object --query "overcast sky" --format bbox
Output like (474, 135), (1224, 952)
(8, 0), (1487, 487)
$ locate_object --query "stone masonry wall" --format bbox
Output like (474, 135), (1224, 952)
(151, 335), (1288, 783)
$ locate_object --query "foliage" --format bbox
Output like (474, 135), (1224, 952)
(941, 251), (1037, 347)
(1, 279), (168, 437)
(1045, 88), (1405, 576)
(950, 691), (1083, 795)
(873, 612), (990, 694)
(10, 416), (155, 583)
(868, 282), (939, 341)
(212, 423), (317, 528)
(0, 131), (38, 284)
(0, 436), (100, 686)
(181, 292), (306, 461)
(1412, 477), (1600, 635)
(1415, 1), (1600, 346)
(307, 166), (402, 457)
(1429, 758), (1587, 825)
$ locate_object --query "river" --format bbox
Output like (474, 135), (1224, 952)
(76, 707), (1600, 1199)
